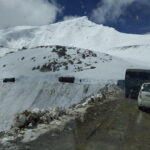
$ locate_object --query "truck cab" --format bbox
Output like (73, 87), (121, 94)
(125, 69), (150, 99)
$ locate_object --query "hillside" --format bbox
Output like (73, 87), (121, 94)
(0, 45), (148, 80)
(0, 45), (149, 131)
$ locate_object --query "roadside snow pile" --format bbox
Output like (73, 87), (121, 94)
(12, 107), (66, 129)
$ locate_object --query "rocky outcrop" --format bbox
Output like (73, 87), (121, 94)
(12, 107), (66, 129)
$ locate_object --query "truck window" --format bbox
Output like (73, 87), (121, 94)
(126, 72), (139, 79)
(139, 72), (150, 80)
(125, 69), (150, 99)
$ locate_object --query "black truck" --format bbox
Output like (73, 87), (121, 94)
(58, 76), (75, 83)
(125, 69), (150, 98)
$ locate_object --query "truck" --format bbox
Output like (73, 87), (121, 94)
(125, 69), (150, 99)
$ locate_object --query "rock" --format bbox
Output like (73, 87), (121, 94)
(13, 114), (28, 128)
(11, 107), (67, 130)
(27, 113), (40, 126)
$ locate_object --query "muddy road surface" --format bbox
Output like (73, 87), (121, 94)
(83, 96), (150, 150)
(62, 92), (150, 150)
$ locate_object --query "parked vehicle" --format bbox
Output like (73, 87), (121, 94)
(125, 69), (150, 98)
(58, 77), (75, 83)
(3, 78), (15, 83)
(138, 83), (150, 109)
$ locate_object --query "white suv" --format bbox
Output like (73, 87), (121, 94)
(138, 83), (150, 109)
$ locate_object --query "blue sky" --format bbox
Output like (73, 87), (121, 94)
(54, 0), (150, 34)
(0, 0), (150, 34)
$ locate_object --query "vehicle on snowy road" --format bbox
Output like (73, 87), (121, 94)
(125, 69), (150, 98)
(138, 83), (150, 109)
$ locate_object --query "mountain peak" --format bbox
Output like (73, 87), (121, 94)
(0, 15), (150, 53)
(70, 16), (88, 21)
(58, 16), (96, 27)
(63, 16), (89, 22)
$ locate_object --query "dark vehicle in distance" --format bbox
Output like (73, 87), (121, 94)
(125, 69), (150, 98)
(3, 78), (15, 83)
(58, 77), (75, 83)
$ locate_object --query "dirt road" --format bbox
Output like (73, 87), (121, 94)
(83, 97), (150, 150)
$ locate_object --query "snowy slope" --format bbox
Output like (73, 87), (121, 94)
(0, 16), (150, 58)
(0, 45), (148, 80)
(106, 44), (150, 63)
(0, 80), (104, 131)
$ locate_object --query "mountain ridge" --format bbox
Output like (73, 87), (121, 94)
(1, 16), (150, 53)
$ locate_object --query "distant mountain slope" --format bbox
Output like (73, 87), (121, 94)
(107, 44), (150, 63)
(0, 16), (150, 54)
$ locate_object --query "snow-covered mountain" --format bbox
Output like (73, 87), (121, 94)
(0, 17), (150, 131)
(0, 16), (150, 63)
